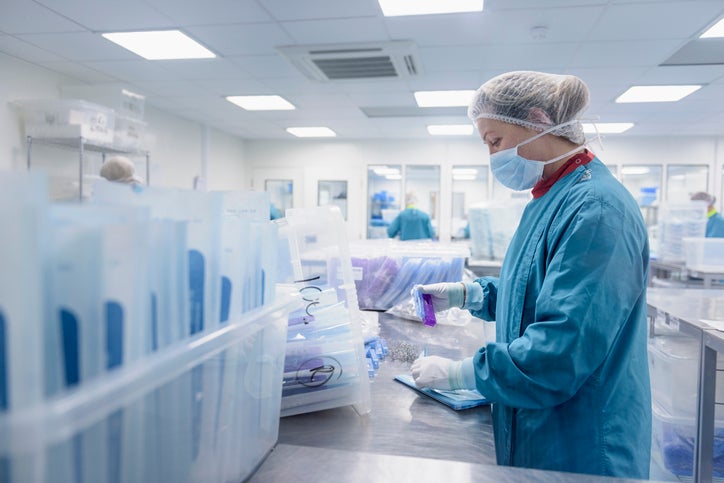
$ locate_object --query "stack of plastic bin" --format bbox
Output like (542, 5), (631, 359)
(657, 201), (707, 263)
(0, 288), (298, 483)
(648, 335), (724, 478)
(467, 199), (527, 261)
(349, 239), (469, 311)
(276, 206), (372, 417)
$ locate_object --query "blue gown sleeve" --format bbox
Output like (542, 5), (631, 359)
(468, 276), (499, 321)
(472, 198), (647, 409)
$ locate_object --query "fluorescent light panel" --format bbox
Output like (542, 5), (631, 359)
(453, 175), (478, 181)
(616, 85), (701, 103)
(701, 18), (724, 38)
(582, 122), (634, 134)
(102, 30), (215, 60)
(373, 167), (400, 176)
(427, 125), (474, 136)
(379, 0), (483, 16)
(414, 90), (476, 107)
(226, 95), (295, 111)
(286, 127), (336, 138)
(385, 174), (402, 180)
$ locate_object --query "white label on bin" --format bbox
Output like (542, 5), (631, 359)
(352, 266), (364, 281)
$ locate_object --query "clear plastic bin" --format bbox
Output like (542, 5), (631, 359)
(349, 239), (469, 311)
(0, 291), (298, 483)
(113, 115), (147, 152)
(648, 335), (724, 417)
(61, 85), (145, 120)
(651, 401), (724, 478)
(17, 99), (116, 145)
(683, 237), (724, 272)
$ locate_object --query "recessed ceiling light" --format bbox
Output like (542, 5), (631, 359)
(427, 125), (474, 136)
(582, 122), (634, 134)
(414, 90), (476, 107)
(101, 30), (215, 60)
(286, 127), (336, 138)
(701, 18), (724, 38)
(373, 167), (400, 176)
(226, 95), (295, 111)
(615, 85), (701, 103)
(378, 0), (483, 16)
(385, 174), (402, 180)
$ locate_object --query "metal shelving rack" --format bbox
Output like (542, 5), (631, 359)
(26, 135), (150, 200)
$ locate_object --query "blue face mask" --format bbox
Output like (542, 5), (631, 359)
(490, 122), (582, 191)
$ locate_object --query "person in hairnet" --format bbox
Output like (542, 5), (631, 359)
(411, 71), (651, 479)
(690, 191), (724, 237)
(387, 192), (435, 240)
(99, 155), (143, 185)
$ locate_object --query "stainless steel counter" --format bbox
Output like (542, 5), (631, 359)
(249, 312), (667, 482)
(272, 312), (496, 464)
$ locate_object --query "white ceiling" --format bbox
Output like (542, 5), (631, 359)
(2, 0), (724, 140)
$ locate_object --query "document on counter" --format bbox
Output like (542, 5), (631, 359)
(394, 374), (490, 411)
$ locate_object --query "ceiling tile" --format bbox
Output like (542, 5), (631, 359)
(281, 18), (390, 45)
(144, 0), (272, 25)
(260, 0), (380, 21)
(15, 31), (139, 61)
(0, 0), (84, 34)
(187, 23), (295, 56)
(0, 34), (66, 62)
(226, 55), (302, 78)
(34, 0), (177, 31)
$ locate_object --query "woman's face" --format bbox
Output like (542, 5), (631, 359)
(475, 118), (546, 160)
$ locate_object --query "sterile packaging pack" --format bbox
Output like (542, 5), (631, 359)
(411, 287), (437, 327)
(0, 171), (48, 420)
(350, 239), (469, 310)
(0, 290), (298, 483)
(277, 205), (371, 417)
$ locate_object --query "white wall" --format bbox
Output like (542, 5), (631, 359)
(0, 52), (246, 194)
(244, 135), (724, 240)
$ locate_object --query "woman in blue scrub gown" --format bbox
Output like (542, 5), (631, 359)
(411, 71), (651, 479)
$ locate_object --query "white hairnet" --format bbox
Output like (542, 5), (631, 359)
(100, 156), (142, 184)
(467, 71), (589, 144)
(405, 192), (417, 206)
(691, 191), (715, 205)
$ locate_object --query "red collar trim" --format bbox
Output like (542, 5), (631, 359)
(531, 150), (595, 199)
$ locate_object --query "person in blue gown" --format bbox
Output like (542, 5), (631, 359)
(411, 71), (651, 479)
(387, 192), (435, 241)
(691, 192), (724, 238)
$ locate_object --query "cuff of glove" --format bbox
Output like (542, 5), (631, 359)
(448, 357), (477, 391)
(461, 282), (484, 311)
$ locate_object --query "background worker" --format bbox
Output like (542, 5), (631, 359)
(387, 192), (435, 241)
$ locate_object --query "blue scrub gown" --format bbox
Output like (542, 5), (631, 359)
(387, 208), (435, 241)
(469, 158), (651, 478)
(706, 211), (724, 238)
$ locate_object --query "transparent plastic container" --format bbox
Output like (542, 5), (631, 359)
(0, 291), (298, 483)
(277, 206), (372, 417)
(113, 115), (147, 152)
(61, 85), (145, 120)
(683, 237), (724, 272)
(17, 99), (116, 145)
(349, 239), (469, 310)
(648, 335), (724, 417)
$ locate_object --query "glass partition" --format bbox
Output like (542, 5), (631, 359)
(620, 165), (662, 206)
(666, 164), (708, 202)
(451, 165), (488, 239)
(367, 165), (401, 238)
(318, 180), (348, 220)
(265, 179), (293, 217)
(405, 165), (441, 239)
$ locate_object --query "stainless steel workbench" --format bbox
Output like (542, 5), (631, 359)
(249, 312), (665, 482)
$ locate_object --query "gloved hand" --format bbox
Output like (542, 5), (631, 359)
(411, 355), (460, 390)
(412, 282), (464, 312)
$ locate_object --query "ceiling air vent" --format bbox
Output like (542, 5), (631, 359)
(277, 41), (420, 81)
